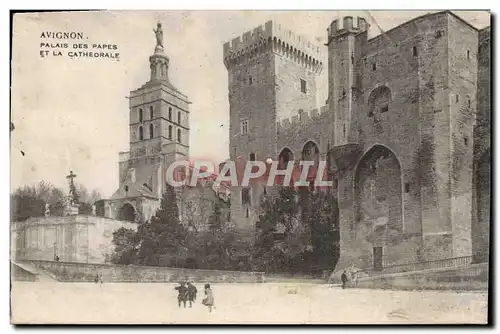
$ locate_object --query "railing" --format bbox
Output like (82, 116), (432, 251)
(360, 255), (474, 277)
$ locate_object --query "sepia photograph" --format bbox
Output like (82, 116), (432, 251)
(9, 9), (491, 325)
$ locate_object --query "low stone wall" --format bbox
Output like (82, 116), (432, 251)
(355, 263), (488, 291)
(27, 260), (265, 283)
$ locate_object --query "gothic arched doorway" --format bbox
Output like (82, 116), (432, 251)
(354, 145), (403, 232)
(301, 141), (320, 189)
(474, 149), (490, 263)
(301, 141), (320, 162)
(118, 203), (136, 222)
(278, 147), (294, 168)
(276, 148), (295, 186)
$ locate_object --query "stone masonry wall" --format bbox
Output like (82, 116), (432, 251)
(12, 216), (137, 264)
(29, 260), (265, 283)
(334, 12), (484, 270)
(447, 14), (478, 258)
(471, 27), (491, 262)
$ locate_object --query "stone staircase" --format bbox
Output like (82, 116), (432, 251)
(11, 261), (59, 282)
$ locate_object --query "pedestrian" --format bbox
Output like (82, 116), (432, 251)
(175, 282), (188, 308)
(341, 270), (348, 289)
(352, 271), (358, 288)
(187, 281), (197, 308)
(202, 283), (215, 313)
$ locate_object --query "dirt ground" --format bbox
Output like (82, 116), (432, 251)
(10, 282), (488, 324)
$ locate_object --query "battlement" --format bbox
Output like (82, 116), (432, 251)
(276, 105), (329, 132)
(223, 20), (325, 72)
(328, 16), (369, 39)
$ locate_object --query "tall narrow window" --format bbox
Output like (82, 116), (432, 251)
(249, 153), (256, 161)
(405, 183), (410, 193)
(467, 50), (470, 60)
(241, 120), (249, 135)
(149, 124), (154, 139)
(168, 125), (172, 139)
(139, 108), (143, 122)
(138, 126), (143, 140)
(177, 129), (181, 143)
(168, 107), (172, 120)
(464, 137), (469, 146)
(149, 106), (154, 119)
(242, 188), (251, 205)
(343, 123), (346, 138)
(412, 46), (418, 57)
(249, 75), (253, 85)
(468, 97), (471, 108)
(372, 62), (377, 71)
(456, 94), (460, 103)
(177, 111), (181, 125)
(300, 79), (307, 93)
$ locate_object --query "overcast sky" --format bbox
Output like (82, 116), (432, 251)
(10, 10), (490, 197)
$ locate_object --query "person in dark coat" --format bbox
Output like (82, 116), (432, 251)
(341, 270), (348, 289)
(187, 282), (197, 308)
(175, 282), (188, 308)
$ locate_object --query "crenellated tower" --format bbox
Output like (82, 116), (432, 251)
(326, 16), (369, 146)
(223, 20), (326, 229)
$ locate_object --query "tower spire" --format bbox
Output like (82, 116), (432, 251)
(150, 22), (170, 82)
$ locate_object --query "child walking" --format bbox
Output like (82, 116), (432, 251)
(202, 283), (215, 313)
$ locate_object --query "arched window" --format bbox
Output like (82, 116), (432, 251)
(168, 107), (172, 120)
(168, 125), (173, 140)
(139, 108), (143, 122)
(177, 111), (181, 124)
(149, 123), (154, 139)
(149, 106), (154, 119)
(177, 129), (181, 143)
(138, 126), (143, 140)
(368, 86), (391, 116)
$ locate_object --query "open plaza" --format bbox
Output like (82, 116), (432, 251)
(11, 282), (488, 324)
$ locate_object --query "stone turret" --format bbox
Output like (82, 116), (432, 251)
(149, 44), (170, 82)
(327, 16), (369, 40)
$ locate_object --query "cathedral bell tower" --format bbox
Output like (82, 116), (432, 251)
(105, 22), (191, 223)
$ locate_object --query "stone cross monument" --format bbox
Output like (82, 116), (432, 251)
(65, 170), (80, 215)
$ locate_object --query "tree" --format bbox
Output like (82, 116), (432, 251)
(303, 189), (340, 274)
(10, 194), (45, 221)
(208, 202), (223, 232)
(11, 181), (66, 221)
(254, 186), (308, 273)
(254, 186), (340, 274)
(182, 198), (211, 233)
(76, 183), (102, 214)
(110, 227), (140, 265)
(136, 184), (189, 267)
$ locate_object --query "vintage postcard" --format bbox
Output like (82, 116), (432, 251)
(10, 10), (491, 324)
